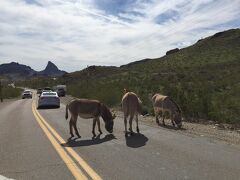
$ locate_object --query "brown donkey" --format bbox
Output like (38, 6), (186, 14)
(122, 91), (142, 136)
(65, 99), (116, 138)
(152, 93), (182, 128)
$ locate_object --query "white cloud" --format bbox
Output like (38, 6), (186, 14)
(0, 0), (239, 72)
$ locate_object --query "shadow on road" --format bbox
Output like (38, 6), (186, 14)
(125, 132), (148, 148)
(158, 123), (187, 131)
(37, 106), (60, 110)
(61, 134), (116, 147)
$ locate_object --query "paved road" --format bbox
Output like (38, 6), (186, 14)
(0, 96), (240, 180)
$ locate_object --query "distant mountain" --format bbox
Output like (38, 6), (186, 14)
(0, 61), (66, 79)
(0, 62), (35, 75)
(0, 62), (35, 80)
(37, 61), (66, 76)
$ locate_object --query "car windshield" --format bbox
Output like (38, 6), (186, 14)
(24, 91), (31, 93)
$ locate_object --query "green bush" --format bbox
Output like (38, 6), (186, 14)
(2, 86), (22, 99)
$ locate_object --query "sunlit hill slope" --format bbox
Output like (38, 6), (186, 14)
(23, 29), (240, 123)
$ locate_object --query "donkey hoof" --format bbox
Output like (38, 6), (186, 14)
(136, 128), (140, 133)
(99, 130), (103, 134)
(130, 132), (134, 136)
(125, 132), (128, 137)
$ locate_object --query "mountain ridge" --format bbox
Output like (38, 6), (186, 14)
(0, 61), (66, 79)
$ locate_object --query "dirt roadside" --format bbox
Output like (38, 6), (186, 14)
(0, 98), (20, 109)
(60, 95), (240, 146)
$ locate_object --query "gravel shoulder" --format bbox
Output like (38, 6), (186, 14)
(60, 95), (240, 146)
(0, 98), (20, 109)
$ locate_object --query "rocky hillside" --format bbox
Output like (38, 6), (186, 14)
(0, 62), (35, 79)
(20, 28), (240, 123)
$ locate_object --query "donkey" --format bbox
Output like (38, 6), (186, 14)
(122, 91), (142, 136)
(65, 99), (116, 138)
(152, 93), (182, 128)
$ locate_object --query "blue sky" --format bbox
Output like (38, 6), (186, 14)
(0, 0), (239, 72)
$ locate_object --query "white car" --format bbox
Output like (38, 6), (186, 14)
(38, 92), (60, 109)
(22, 90), (32, 99)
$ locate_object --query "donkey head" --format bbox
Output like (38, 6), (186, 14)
(173, 111), (182, 128)
(105, 113), (116, 133)
(101, 104), (116, 133)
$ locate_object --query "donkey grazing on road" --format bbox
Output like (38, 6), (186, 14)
(65, 99), (116, 138)
(152, 93), (182, 128)
(122, 91), (143, 136)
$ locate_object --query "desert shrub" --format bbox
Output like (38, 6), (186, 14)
(1, 86), (22, 99)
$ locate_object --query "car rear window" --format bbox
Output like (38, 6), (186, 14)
(42, 92), (57, 96)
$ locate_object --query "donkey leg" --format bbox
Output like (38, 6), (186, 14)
(92, 118), (97, 137)
(129, 114), (134, 135)
(97, 118), (102, 134)
(156, 114), (160, 125)
(124, 115), (128, 137)
(69, 118), (74, 138)
(136, 114), (140, 133)
(162, 112), (166, 126)
(171, 113), (176, 127)
(72, 116), (81, 138)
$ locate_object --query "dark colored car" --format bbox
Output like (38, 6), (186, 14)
(44, 87), (52, 91)
(57, 88), (66, 97)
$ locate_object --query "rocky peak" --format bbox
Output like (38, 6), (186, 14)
(44, 61), (59, 72)
(38, 61), (66, 76)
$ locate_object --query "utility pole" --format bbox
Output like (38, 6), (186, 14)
(0, 80), (3, 102)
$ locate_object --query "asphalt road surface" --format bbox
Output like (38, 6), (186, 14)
(0, 95), (240, 180)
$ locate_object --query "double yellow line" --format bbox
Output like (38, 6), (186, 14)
(32, 101), (102, 180)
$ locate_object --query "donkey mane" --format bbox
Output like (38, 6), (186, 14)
(100, 103), (113, 122)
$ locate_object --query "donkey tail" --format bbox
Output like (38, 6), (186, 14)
(137, 98), (143, 115)
(65, 104), (69, 120)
